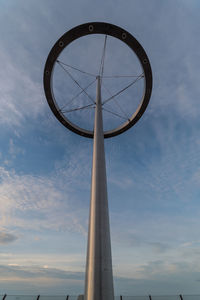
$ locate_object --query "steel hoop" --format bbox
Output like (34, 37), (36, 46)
(43, 22), (152, 138)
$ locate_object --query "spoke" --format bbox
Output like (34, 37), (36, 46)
(102, 73), (144, 105)
(102, 75), (144, 78)
(61, 103), (94, 113)
(102, 83), (130, 120)
(102, 107), (129, 121)
(57, 60), (97, 77)
(59, 78), (97, 111)
(57, 61), (95, 104)
(99, 35), (107, 77)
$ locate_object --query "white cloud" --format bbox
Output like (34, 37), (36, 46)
(0, 264), (84, 280)
(8, 138), (25, 159)
(0, 50), (46, 128)
(0, 264), (84, 295)
(0, 251), (85, 272)
(0, 164), (88, 234)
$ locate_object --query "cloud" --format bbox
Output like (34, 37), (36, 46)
(0, 264), (84, 280)
(0, 145), (91, 235)
(0, 263), (85, 295)
(0, 230), (18, 245)
(0, 50), (46, 128)
(111, 227), (169, 253)
(1, 261), (200, 296)
(8, 139), (25, 159)
(0, 251), (85, 273)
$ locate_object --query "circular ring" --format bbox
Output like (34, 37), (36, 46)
(43, 22), (153, 138)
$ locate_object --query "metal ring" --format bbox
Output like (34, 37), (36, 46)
(43, 22), (153, 139)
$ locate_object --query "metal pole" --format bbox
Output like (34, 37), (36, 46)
(84, 76), (114, 300)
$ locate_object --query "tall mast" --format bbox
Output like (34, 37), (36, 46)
(44, 22), (152, 300)
(84, 76), (114, 300)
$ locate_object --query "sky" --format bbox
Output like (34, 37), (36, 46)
(0, 0), (200, 297)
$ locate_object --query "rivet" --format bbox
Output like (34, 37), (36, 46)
(122, 32), (127, 39)
(59, 41), (64, 47)
(89, 25), (94, 32)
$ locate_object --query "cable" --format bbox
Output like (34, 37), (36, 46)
(102, 107), (128, 120)
(102, 82), (130, 120)
(99, 35), (107, 77)
(62, 103), (94, 113)
(57, 60), (97, 77)
(57, 61), (95, 104)
(102, 73), (144, 105)
(59, 78), (97, 111)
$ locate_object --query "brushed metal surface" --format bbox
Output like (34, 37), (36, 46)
(84, 77), (114, 300)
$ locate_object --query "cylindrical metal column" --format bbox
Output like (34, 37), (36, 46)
(84, 76), (114, 300)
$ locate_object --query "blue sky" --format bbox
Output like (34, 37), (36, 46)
(0, 0), (200, 296)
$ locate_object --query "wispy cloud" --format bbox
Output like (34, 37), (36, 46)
(0, 264), (84, 295)
(0, 230), (18, 245)
(0, 159), (89, 235)
(0, 51), (46, 128)
(0, 264), (84, 280)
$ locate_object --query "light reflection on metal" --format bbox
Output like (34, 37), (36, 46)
(84, 77), (114, 300)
